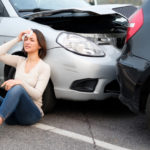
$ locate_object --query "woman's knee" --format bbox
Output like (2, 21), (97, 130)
(8, 85), (25, 96)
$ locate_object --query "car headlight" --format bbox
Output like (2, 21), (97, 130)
(56, 32), (105, 57)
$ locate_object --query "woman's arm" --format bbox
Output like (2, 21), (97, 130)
(0, 30), (31, 67)
(0, 37), (22, 67)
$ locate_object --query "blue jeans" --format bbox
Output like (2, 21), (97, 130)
(0, 85), (42, 125)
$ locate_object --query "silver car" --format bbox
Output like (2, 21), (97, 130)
(0, 0), (135, 113)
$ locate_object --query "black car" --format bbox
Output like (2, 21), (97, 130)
(117, 0), (150, 124)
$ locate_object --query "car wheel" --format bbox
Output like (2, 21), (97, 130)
(4, 65), (16, 81)
(4, 65), (56, 114)
(42, 81), (56, 114)
(146, 94), (150, 127)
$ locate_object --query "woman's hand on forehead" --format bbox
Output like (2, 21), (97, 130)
(18, 30), (33, 42)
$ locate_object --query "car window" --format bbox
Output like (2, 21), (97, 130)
(0, 0), (9, 17)
(9, 0), (89, 15)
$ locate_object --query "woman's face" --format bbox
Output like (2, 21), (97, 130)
(23, 32), (41, 54)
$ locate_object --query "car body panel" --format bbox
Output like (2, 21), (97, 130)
(117, 53), (149, 112)
(117, 0), (150, 112)
(48, 45), (120, 100)
(22, 4), (131, 18)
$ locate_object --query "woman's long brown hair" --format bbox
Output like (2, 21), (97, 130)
(23, 29), (47, 59)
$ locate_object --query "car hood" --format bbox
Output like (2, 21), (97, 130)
(20, 4), (137, 49)
(23, 4), (137, 20)
(23, 4), (137, 36)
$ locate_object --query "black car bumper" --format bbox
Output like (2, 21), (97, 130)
(117, 59), (141, 113)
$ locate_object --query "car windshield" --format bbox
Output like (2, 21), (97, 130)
(9, 0), (90, 12)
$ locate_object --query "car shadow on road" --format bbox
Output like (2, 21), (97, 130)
(51, 98), (150, 145)
(55, 98), (134, 117)
(53, 98), (150, 131)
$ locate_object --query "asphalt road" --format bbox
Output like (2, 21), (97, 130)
(0, 98), (150, 150)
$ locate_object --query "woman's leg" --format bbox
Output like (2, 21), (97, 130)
(12, 89), (42, 125)
(0, 96), (5, 124)
(0, 93), (18, 125)
(0, 96), (4, 105)
(0, 85), (42, 125)
(5, 112), (18, 125)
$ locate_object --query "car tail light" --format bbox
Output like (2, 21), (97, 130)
(126, 8), (144, 42)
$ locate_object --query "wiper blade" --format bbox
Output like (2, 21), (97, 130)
(18, 8), (52, 13)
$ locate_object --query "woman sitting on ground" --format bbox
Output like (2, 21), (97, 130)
(0, 29), (50, 125)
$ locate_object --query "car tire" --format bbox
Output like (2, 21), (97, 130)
(4, 65), (16, 81)
(4, 64), (56, 114)
(42, 81), (56, 114)
(146, 94), (150, 127)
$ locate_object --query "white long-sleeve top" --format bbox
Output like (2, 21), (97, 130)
(0, 38), (51, 116)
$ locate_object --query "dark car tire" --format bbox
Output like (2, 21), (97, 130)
(4, 64), (56, 114)
(146, 94), (150, 127)
(42, 81), (56, 114)
(4, 65), (16, 81)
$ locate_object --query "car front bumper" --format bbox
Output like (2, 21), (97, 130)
(45, 45), (120, 101)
